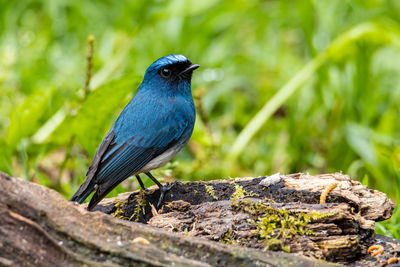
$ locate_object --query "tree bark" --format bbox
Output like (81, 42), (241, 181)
(0, 171), (398, 266)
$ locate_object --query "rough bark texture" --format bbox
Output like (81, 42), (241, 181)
(0, 171), (398, 267)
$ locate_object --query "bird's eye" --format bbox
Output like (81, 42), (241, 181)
(160, 67), (172, 78)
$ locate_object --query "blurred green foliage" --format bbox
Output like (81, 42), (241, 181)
(0, 0), (399, 238)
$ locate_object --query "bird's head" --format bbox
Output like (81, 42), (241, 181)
(141, 54), (199, 95)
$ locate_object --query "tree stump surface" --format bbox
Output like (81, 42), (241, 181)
(0, 171), (398, 266)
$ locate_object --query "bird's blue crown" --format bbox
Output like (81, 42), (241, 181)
(147, 54), (191, 72)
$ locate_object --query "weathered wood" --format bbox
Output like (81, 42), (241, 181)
(0, 171), (398, 266)
(149, 200), (373, 261)
(282, 173), (393, 221)
(92, 172), (397, 266)
(0, 172), (332, 267)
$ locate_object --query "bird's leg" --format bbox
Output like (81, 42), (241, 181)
(135, 174), (148, 191)
(145, 172), (180, 208)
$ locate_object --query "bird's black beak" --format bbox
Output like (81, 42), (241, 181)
(177, 63), (200, 80)
(179, 64), (200, 76)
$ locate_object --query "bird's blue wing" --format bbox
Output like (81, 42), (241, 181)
(87, 115), (192, 209)
(97, 122), (188, 183)
(71, 91), (195, 209)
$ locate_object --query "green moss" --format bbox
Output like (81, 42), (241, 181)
(231, 184), (259, 201)
(265, 238), (290, 252)
(205, 185), (218, 200)
(255, 210), (315, 239)
(183, 227), (189, 236)
(220, 229), (237, 245)
(129, 189), (147, 221)
(232, 199), (333, 251)
(112, 199), (128, 219)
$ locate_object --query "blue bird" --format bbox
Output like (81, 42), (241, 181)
(70, 54), (199, 210)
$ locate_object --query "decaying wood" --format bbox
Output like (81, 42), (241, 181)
(0, 172), (332, 267)
(92, 172), (397, 266)
(0, 171), (398, 266)
(283, 173), (393, 221)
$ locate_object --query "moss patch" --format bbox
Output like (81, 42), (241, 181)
(231, 184), (259, 201)
(205, 185), (218, 200)
(129, 189), (147, 221)
(112, 199), (128, 219)
(266, 238), (290, 253)
(220, 229), (238, 245)
(232, 199), (332, 251)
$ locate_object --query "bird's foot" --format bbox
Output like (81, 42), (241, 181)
(157, 181), (182, 208)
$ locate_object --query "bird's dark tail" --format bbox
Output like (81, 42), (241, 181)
(86, 180), (120, 210)
(70, 180), (95, 204)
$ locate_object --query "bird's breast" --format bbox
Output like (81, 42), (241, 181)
(137, 145), (182, 174)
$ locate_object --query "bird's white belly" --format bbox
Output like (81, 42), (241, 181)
(137, 146), (180, 174)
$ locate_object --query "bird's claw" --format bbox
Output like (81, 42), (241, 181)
(156, 181), (182, 208)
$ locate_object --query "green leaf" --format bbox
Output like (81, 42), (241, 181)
(6, 87), (62, 151)
(345, 123), (377, 165)
(49, 77), (141, 156)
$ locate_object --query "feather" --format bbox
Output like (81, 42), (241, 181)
(87, 121), (190, 210)
(70, 131), (115, 203)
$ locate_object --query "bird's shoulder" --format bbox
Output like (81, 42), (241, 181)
(113, 94), (194, 140)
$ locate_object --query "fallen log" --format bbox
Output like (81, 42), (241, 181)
(0, 171), (398, 266)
